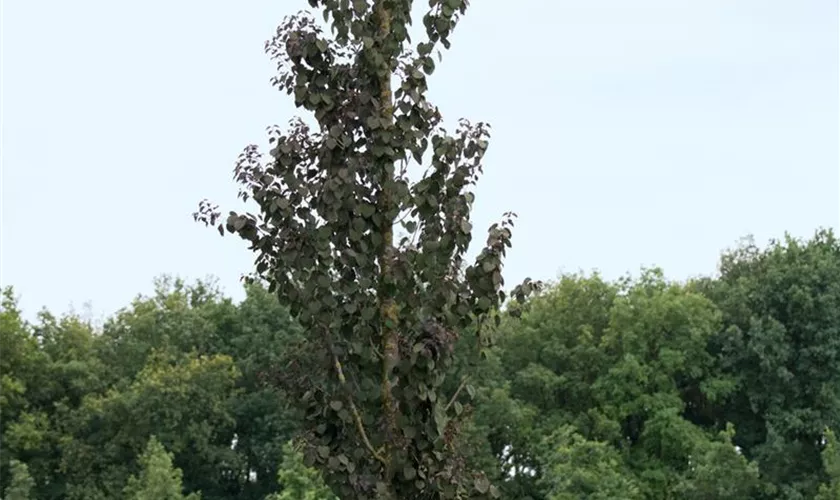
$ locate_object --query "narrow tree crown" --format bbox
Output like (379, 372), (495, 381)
(195, 1), (538, 498)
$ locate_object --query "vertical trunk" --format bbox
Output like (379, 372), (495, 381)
(373, 0), (399, 497)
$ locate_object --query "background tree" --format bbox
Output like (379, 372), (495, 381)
(672, 424), (762, 500)
(59, 351), (240, 499)
(94, 279), (305, 498)
(194, 0), (538, 497)
(0, 289), (41, 496)
(2, 460), (35, 500)
(268, 441), (338, 500)
(1, 279), (310, 500)
(1, 289), (104, 500)
(538, 426), (643, 500)
(694, 230), (840, 499)
(816, 429), (840, 500)
(475, 270), (762, 499)
(123, 437), (201, 500)
(3, 230), (838, 499)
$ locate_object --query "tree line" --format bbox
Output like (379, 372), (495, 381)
(2, 230), (840, 499)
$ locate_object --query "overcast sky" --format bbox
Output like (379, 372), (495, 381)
(2, 0), (838, 321)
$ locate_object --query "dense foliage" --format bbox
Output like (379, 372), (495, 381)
(2, 230), (839, 499)
(194, 0), (538, 497)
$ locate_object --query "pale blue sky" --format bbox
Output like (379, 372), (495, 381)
(2, 0), (838, 321)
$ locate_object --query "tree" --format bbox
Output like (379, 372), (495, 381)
(478, 271), (762, 499)
(2, 279), (320, 500)
(60, 353), (240, 499)
(94, 278), (305, 499)
(223, 283), (310, 499)
(124, 437), (201, 500)
(0, 288), (34, 424)
(817, 429), (840, 500)
(695, 230), (840, 498)
(538, 426), (642, 500)
(268, 441), (337, 500)
(2, 460), (35, 500)
(0, 289), (40, 496)
(673, 424), (762, 500)
(194, 0), (537, 498)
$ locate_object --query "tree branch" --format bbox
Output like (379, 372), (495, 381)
(322, 329), (387, 466)
(445, 376), (469, 412)
(331, 354), (388, 466)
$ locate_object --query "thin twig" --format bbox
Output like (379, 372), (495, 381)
(445, 375), (469, 412)
(332, 355), (387, 465)
(323, 329), (387, 466)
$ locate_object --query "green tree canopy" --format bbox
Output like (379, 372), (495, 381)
(123, 437), (201, 500)
(267, 441), (337, 500)
(2, 230), (838, 499)
(479, 270), (761, 498)
(2, 460), (35, 500)
(695, 230), (840, 498)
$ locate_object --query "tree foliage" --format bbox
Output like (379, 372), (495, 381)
(1, 230), (839, 499)
(539, 426), (643, 500)
(2, 460), (35, 500)
(194, 0), (538, 497)
(268, 441), (338, 500)
(123, 437), (201, 500)
(470, 270), (762, 499)
(0, 280), (303, 500)
(816, 429), (840, 500)
(695, 230), (840, 499)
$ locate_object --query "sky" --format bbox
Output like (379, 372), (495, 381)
(2, 0), (838, 322)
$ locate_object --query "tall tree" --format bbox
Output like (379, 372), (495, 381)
(695, 230), (840, 499)
(195, 0), (537, 497)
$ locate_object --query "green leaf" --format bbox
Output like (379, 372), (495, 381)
(466, 384), (476, 399)
(359, 203), (376, 218)
(474, 476), (490, 494)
